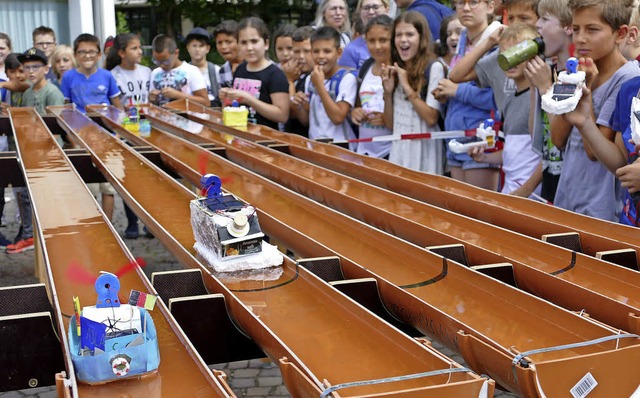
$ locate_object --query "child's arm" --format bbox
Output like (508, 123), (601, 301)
(246, 91), (290, 123)
(562, 87), (627, 173)
(310, 66), (352, 125)
(0, 80), (29, 93)
(382, 64), (395, 130)
(469, 145), (503, 165)
(448, 26), (504, 83)
(110, 95), (123, 110)
(395, 62), (441, 126)
(510, 162), (543, 197)
(160, 87), (210, 106)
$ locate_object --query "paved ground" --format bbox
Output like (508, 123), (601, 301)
(0, 189), (515, 397)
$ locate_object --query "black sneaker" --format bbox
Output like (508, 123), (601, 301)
(0, 233), (11, 248)
(124, 224), (139, 239)
(142, 226), (154, 239)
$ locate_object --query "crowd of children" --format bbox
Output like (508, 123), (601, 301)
(3, 0), (640, 254)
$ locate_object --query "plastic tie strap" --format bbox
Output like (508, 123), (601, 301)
(512, 333), (640, 368)
(319, 367), (472, 398)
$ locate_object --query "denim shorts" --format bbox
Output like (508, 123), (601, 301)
(446, 149), (499, 170)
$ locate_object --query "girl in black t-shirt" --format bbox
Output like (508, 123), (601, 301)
(219, 17), (290, 130)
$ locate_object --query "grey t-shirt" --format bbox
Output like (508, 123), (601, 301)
(22, 82), (65, 114)
(475, 51), (516, 116)
(554, 61), (640, 221)
(502, 87), (530, 135)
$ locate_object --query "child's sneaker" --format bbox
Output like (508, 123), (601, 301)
(6, 237), (34, 254)
(0, 233), (11, 248)
(124, 224), (139, 239)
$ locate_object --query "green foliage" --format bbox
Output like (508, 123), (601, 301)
(116, 11), (130, 34)
(147, 0), (316, 31)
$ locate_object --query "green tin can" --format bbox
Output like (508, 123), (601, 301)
(497, 37), (545, 71)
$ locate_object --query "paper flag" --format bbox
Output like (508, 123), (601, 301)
(128, 290), (157, 310)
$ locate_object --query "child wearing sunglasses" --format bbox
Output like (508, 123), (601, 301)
(149, 34), (209, 106)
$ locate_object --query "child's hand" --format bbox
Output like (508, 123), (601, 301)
(149, 89), (160, 104)
(291, 91), (309, 110)
(524, 55), (552, 92)
(160, 87), (181, 99)
(351, 107), (367, 125)
(381, 63), (396, 94)
(616, 161), (640, 194)
(433, 79), (458, 102)
(486, 24), (506, 48)
(283, 59), (301, 82)
(578, 57), (598, 89)
(468, 145), (485, 163)
(393, 63), (410, 92)
(310, 65), (326, 90)
(367, 111), (385, 127)
(561, 85), (592, 128)
(219, 88), (252, 105)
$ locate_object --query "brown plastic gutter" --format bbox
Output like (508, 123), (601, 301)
(89, 105), (640, 397)
(146, 103), (640, 336)
(52, 106), (493, 398)
(9, 108), (234, 397)
(167, 99), (640, 261)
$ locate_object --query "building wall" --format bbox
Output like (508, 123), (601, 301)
(0, 0), (115, 53)
(0, 0), (70, 52)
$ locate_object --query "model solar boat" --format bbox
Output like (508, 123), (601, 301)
(68, 272), (160, 385)
(190, 173), (283, 273)
(541, 57), (585, 115)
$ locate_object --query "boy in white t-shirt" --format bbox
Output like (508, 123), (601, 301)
(292, 26), (357, 143)
(186, 27), (220, 107)
(149, 34), (209, 106)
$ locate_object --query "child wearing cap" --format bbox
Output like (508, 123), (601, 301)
(20, 47), (64, 114)
(186, 27), (220, 107)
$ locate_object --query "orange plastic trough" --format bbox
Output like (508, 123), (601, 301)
(87, 104), (640, 397)
(9, 107), (234, 397)
(145, 103), (640, 337)
(167, 99), (640, 268)
(51, 106), (493, 398)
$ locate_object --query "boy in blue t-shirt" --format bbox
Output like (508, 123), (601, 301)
(61, 33), (121, 112)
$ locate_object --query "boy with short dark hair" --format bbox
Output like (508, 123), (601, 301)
(61, 33), (122, 113)
(4, 53), (27, 107)
(149, 34), (209, 106)
(61, 33), (121, 220)
(291, 26), (357, 143)
(214, 20), (244, 89)
(186, 27), (220, 107)
(556, 0), (639, 221)
(285, 26), (315, 136)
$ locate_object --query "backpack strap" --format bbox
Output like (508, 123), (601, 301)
(328, 68), (348, 101)
(420, 60), (436, 99)
(357, 57), (376, 92)
(207, 62), (220, 107)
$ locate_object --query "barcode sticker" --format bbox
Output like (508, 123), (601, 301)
(570, 372), (598, 398)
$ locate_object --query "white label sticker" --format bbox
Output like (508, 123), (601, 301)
(570, 372), (598, 398)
